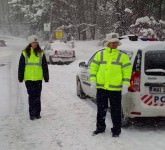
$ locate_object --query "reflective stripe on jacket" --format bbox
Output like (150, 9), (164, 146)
(23, 48), (44, 81)
(90, 47), (132, 91)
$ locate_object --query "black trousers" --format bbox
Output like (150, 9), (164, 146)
(25, 81), (42, 117)
(96, 89), (121, 135)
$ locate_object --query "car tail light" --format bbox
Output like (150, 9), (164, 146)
(54, 50), (58, 55)
(129, 50), (142, 92)
(73, 51), (75, 57)
(128, 71), (141, 92)
(148, 38), (157, 41)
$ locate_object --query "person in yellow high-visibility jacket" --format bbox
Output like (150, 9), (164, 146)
(18, 35), (49, 120)
(90, 33), (132, 137)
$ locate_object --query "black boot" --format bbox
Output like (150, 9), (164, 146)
(36, 115), (41, 119)
(92, 129), (105, 136)
(30, 116), (36, 120)
(112, 133), (119, 137)
(111, 128), (120, 137)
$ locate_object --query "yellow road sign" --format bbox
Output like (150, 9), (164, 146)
(55, 30), (64, 39)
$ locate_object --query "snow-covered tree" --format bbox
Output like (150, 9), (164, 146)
(5, 0), (165, 40)
(130, 16), (165, 40)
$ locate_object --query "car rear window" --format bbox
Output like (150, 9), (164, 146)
(145, 50), (165, 76)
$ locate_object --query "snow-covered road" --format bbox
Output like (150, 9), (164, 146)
(0, 62), (10, 116)
(0, 37), (165, 150)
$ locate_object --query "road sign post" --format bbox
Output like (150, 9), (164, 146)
(44, 23), (51, 41)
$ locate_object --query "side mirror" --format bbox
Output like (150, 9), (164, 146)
(79, 61), (87, 67)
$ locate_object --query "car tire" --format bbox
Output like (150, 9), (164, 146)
(58, 61), (63, 65)
(65, 62), (71, 65)
(49, 56), (55, 64)
(121, 117), (131, 127)
(77, 79), (86, 99)
(121, 112), (131, 127)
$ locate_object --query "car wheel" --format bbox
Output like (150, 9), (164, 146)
(58, 61), (63, 65)
(65, 62), (71, 65)
(49, 56), (55, 64)
(121, 117), (131, 127)
(121, 111), (131, 127)
(47, 61), (50, 64)
(77, 79), (86, 99)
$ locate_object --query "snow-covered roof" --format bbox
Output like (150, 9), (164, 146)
(50, 41), (71, 50)
(8, 0), (21, 4)
(118, 39), (165, 52)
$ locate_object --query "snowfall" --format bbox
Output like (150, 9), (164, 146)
(0, 35), (165, 150)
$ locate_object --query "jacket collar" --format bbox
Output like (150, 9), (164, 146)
(105, 47), (119, 53)
(31, 47), (34, 52)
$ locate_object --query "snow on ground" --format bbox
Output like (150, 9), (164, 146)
(0, 63), (10, 115)
(0, 37), (165, 150)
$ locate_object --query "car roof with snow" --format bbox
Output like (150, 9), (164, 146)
(118, 39), (165, 52)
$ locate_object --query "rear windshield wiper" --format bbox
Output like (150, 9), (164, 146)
(146, 69), (165, 73)
(146, 69), (165, 75)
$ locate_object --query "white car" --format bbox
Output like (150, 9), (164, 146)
(44, 41), (76, 64)
(76, 38), (165, 126)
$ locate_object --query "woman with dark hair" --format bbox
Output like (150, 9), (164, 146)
(18, 35), (49, 120)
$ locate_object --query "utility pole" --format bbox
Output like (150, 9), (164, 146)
(44, 2), (52, 41)
(0, 0), (9, 35)
(0, 0), (9, 23)
(49, 4), (53, 41)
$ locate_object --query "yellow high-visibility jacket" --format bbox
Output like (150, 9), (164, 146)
(90, 47), (132, 91)
(23, 48), (44, 81)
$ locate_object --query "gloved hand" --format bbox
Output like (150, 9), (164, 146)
(90, 82), (96, 89)
(45, 79), (49, 82)
(18, 79), (23, 83)
(122, 84), (129, 95)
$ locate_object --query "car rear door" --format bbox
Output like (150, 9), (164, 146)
(141, 50), (165, 106)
